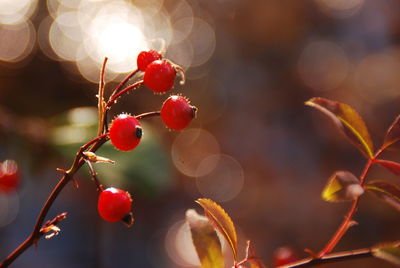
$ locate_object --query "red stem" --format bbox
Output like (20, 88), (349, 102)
(106, 80), (144, 108)
(317, 146), (386, 258)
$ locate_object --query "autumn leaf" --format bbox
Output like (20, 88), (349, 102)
(306, 97), (374, 158)
(375, 159), (400, 176)
(372, 242), (400, 266)
(383, 115), (400, 150)
(196, 198), (238, 261)
(321, 171), (364, 202)
(186, 209), (224, 268)
(366, 180), (400, 211)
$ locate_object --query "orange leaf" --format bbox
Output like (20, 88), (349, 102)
(375, 159), (400, 176)
(196, 198), (238, 261)
(366, 181), (400, 211)
(384, 115), (400, 150)
(306, 97), (374, 158)
(186, 209), (224, 268)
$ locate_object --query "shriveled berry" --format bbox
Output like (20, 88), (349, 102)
(161, 95), (197, 130)
(109, 114), (142, 151)
(143, 60), (176, 93)
(0, 160), (20, 193)
(98, 187), (132, 222)
(137, 50), (162, 71)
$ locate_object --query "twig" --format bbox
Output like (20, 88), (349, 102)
(317, 147), (386, 257)
(280, 247), (373, 268)
(135, 111), (161, 120)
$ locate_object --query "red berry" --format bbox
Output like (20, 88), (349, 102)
(161, 95), (197, 130)
(273, 246), (297, 267)
(0, 160), (20, 193)
(143, 60), (176, 93)
(137, 50), (162, 71)
(109, 114), (142, 151)
(98, 187), (132, 222)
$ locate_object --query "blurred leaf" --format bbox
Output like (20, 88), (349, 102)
(186, 209), (224, 268)
(384, 115), (400, 150)
(305, 97), (374, 158)
(372, 242), (400, 266)
(196, 198), (238, 261)
(366, 181), (400, 211)
(245, 241), (266, 268)
(375, 159), (400, 176)
(322, 171), (364, 202)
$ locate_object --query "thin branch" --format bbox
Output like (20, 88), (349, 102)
(280, 247), (374, 268)
(135, 111), (160, 120)
(317, 148), (386, 257)
(106, 80), (144, 108)
(0, 133), (109, 268)
(108, 69), (140, 101)
(84, 159), (104, 192)
(97, 57), (108, 136)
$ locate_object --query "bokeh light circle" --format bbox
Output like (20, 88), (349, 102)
(0, 192), (20, 227)
(0, 21), (36, 63)
(196, 154), (244, 202)
(298, 40), (349, 91)
(165, 220), (200, 267)
(171, 128), (220, 178)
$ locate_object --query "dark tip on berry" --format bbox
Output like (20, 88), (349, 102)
(122, 212), (134, 227)
(191, 106), (198, 118)
(135, 126), (143, 139)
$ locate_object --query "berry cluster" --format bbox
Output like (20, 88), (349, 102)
(97, 49), (197, 223)
(0, 159), (20, 193)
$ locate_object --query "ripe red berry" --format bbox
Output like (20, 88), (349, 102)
(137, 50), (162, 71)
(0, 160), (20, 193)
(273, 246), (297, 267)
(143, 60), (176, 93)
(161, 95), (197, 130)
(109, 114), (142, 151)
(98, 187), (132, 222)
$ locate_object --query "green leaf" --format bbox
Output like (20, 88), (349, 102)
(372, 242), (400, 266)
(322, 171), (364, 202)
(306, 97), (374, 158)
(375, 159), (400, 176)
(384, 115), (400, 150)
(196, 198), (238, 261)
(186, 209), (224, 268)
(366, 181), (400, 211)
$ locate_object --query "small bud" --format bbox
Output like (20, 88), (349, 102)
(83, 152), (115, 164)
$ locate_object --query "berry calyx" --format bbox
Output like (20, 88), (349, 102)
(0, 160), (20, 193)
(143, 60), (176, 93)
(109, 114), (142, 151)
(137, 50), (162, 71)
(98, 187), (132, 222)
(161, 95), (197, 130)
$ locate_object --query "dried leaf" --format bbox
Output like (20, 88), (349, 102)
(196, 198), (238, 261)
(366, 180), (400, 211)
(383, 115), (400, 150)
(306, 97), (374, 158)
(372, 242), (400, 266)
(322, 171), (364, 202)
(186, 209), (224, 268)
(375, 159), (400, 176)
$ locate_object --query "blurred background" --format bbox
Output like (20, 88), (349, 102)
(0, 0), (400, 267)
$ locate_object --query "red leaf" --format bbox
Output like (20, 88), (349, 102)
(375, 159), (400, 176)
(384, 115), (400, 150)
(366, 181), (400, 211)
